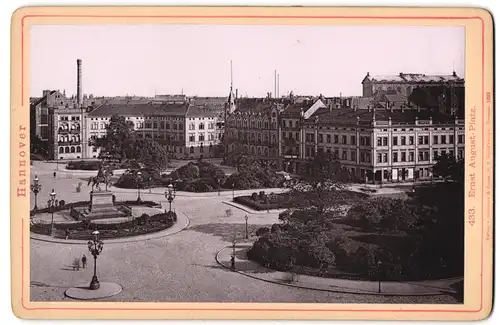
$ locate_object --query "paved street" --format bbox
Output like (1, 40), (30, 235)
(29, 162), (457, 303)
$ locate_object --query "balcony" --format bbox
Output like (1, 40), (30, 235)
(58, 140), (81, 145)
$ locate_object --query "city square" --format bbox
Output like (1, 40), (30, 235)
(28, 23), (465, 304)
(29, 161), (461, 303)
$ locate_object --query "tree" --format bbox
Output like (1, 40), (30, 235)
(30, 134), (48, 157)
(287, 151), (347, 215)
(90, 115), (136, 162)
(432, 153), (464, 183)
(132, 139), (169, 173)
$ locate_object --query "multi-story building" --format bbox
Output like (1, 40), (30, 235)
(224, 98), (282, 168)
(47, 101), (223, 160)
(47, 107), (87, 160)
(361, 72), (464, 98)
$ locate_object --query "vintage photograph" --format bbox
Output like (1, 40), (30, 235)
(28, 23), (466, 304)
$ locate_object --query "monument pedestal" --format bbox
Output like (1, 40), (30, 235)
(90, 191), (114, 211)
(71, 191), (129, 221)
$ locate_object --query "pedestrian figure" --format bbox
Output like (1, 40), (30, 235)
(230, 255), (235, 270)
(82, 254), (87, 268)
(53, 171), (56, 178)
(65, 229), (69, 240)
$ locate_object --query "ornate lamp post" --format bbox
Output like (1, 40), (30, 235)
(30, 175), (42, 210)
(136, 171), (142, 202)
(87, 230), (104, 290)
(244, 215), (249, 239)
(377, 259), (382, 293)
(230, 234), (237, 270)
(48, 189), (57, 236)
(165, 184), (176, 213)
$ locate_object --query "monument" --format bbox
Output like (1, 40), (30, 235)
(71, 164), (131, 221)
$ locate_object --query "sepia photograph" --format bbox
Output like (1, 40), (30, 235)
(26, 22), (469, 305)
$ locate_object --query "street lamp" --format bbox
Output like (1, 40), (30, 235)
(30, 175), (42, 210)
(136, 171), (142, 202)
(231, 234), (237, 270)
(232, 182), (235, 200)
(165, 184), (176, 213)
(87, 230), (104, 290)
(48, 189), (57, 236)
(377, 260), (382, 293)
(217, 178), (221, 196)
(244, 215), (249, 239)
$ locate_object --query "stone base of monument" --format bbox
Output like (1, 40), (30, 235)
(65, 282), (122, 300)
(70, 191), (131, 221)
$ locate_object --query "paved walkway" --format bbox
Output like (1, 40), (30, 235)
(216, 245), (462, 297)
(222, 200), (287, 215)
(30, 211), (190, 245)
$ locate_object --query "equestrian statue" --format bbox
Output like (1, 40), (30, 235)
(88, 164), (113, 192)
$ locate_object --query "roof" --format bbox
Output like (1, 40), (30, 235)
(186, 105), (218, 118)
(88, 102), (189, 117)
(362, 72), (464, 84)
(309, 107), (457, 125)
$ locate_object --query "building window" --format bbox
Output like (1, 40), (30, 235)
(393, 152), (398, 162)
(424, 136), (429, 145)
(189, 133), (195, 142)
(351, 136), (356, 145)
(409, 152), (414, 162)
(199, 134), (205, 141)
(393, 136), (398, 146)
(433, 135), (438, 144)
(383, 153), (388, 162)
(433, 150), (439, 160)
(418, 136), (423, 145)
(441, 135), (446, 144)
(71, 147), (76, 153)
(319, 134), (324, 143)
(342, 151), (347, 160)
(208, 122), (214, 129)
(334, 135), (339, 144)
(424, 151), (429, 160)
(401, 136), (406, 145)
(449, 149), (454, 157)
(409, 136), (414, 145)
(449, 135), (454, 144)
(458, 135), (464, 144)
(401, 152), (406, 162)
(458, 149), (464, 159)
(59, 147), (64, 153)
(153, 122), (158, 129)
(377, 153), (382, 163)
(189, 123), (195, 130)
(383, 137), (388, 146)
(76, 146), (81, 153)
(350, 151), (356, 161)
(199, 123), (205, 130)
(342, 135), (347, 144)
(418, 151), (424, 161)
(334, 149), (339, 158)
(377, 137), (382, 146)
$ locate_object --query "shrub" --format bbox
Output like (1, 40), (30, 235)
(259, 191), (266, 200)
(59, 200), (66, 208)
(255, 227), (270, 237)
(66, 160), (101, 171)
(251, 192), (258, 201)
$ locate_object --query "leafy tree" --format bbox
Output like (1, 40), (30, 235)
(90, 115), (136, 162)
(132, 139), (169, 173)
(432, 153), (464, 183)
(288, 151), (347, 215)
(30, 134), (48, 157)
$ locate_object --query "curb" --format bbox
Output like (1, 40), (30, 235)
(215, 247), (458, 297)
(30, 212), (190, 245)
(221, 201), (286, 215)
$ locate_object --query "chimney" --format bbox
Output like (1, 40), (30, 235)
(77, 59), (83, 105)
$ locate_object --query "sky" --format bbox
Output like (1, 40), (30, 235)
(30, 24), (464, 98)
